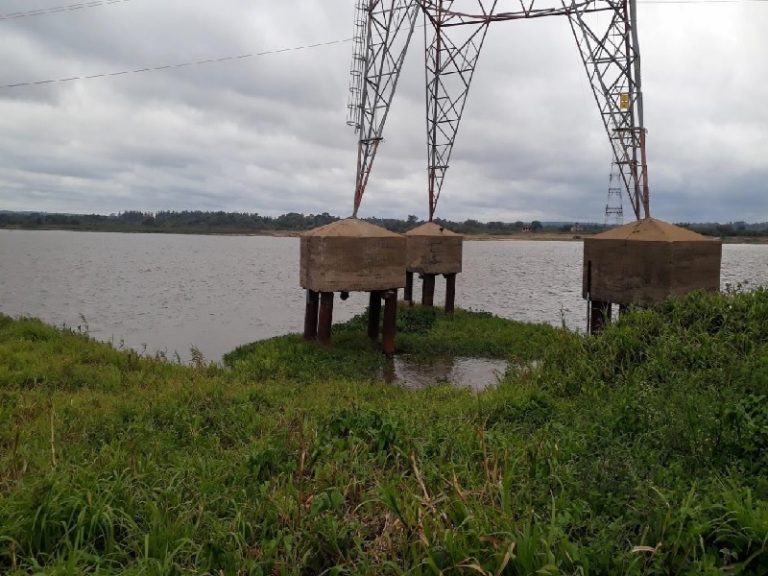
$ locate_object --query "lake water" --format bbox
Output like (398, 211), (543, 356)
(1, 230), (766, 362)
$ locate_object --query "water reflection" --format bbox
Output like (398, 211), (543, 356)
(381, 356), (508, 391)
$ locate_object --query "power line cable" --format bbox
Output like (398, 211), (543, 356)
(0, 0), (134, 21)
(0, 38), (353, 89)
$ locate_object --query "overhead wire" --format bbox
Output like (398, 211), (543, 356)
(0, 38), (354, 89)
(0, 0), (134, 21)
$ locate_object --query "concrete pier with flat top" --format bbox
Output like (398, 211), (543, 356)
(405, 222), (463, 312)
(301, 218), (406, 293)
(300, 218), (405, 352)
(583, 217), (722, 333)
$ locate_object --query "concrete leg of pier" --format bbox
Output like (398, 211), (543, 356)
(318, 292), (334, 345)
(303, 290), (319, 341)
(382, 289), (398, 355)
(589, 300), (610, 335)
(422, 274), (436, 307)
(368, 291), (382, 340)
(404, 272), (414, 305)
(444, 273), (456, 315)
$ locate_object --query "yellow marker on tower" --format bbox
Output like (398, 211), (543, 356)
(620, 93), (630, 110)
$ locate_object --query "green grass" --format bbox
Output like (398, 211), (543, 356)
(1, 291), (767, 574)
(223, 306), (557, 383)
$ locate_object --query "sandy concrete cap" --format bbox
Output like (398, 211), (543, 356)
(405, 222), (463, 274)
(592, 217), (713, 242)
(300, 217), (407, 292)
(405, 221), (462, 237)
(303, 217), (402, 238)
(583, 217), (723, 305)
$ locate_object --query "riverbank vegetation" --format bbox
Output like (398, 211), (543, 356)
(0, 210), (595, 236)
(4, 210), (766, 239)
(1, 289), (767, 574)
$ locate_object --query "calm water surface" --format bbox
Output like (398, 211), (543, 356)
(1, 230), (766, 362)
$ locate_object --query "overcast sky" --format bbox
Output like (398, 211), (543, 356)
(0, 0), (765, 223)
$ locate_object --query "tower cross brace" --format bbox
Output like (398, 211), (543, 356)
(347, 0), (650, 222)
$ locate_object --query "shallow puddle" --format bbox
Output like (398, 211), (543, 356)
(381, 356), (508, 391)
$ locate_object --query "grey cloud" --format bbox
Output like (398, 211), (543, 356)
(0, 0), (765, 222)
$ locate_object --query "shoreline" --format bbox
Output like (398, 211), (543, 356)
(2, 225), (766, 244)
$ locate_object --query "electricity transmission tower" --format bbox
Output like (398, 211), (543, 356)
(605, 163), (624, 226)
(346, 0), (651, 222)
(347, 0), (420, 218)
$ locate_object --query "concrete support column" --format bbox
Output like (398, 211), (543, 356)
(404, 271), (414, 305)
(303, 290), (319, 341)
(444, 273), (456, 314)
(368, 291), (382, 340)
(318, 292), (334, 345)
(382, 289), (398, 355)
(422, 274), (436, 307)
(589, 300), (610, 335)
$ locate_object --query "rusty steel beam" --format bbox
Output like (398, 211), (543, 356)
(568, 0), (649, 220)
(444, 273), (456, 314)
(404, 271), (414, 303)
(421, 274), (436, 306)
(423, 0), (498, 220)
(416, 0), (610, 25)
(303, 289), (319, 341)
(382, 289), (398, 354)
(348, 0), (421, 217)
(368, 290), (383, 339)
(318, 292), (335, 345)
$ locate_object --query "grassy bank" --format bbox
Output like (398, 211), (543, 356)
(1, 291), (767, 574)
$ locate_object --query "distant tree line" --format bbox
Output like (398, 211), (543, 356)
(0, 210), (339, 233)
(0, 210), (765, 237)
(678, 221), (768, 238)
(0, 210), (593, 235)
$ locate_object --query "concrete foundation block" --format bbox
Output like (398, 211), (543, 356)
(583, 218), (722, 306)
(405, 222), (463, 275)
(300, 218), (406, 293)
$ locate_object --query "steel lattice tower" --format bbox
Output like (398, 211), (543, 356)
(346, 0), (651, 222)
(605, 163), (624, 226)
(347, 0), (420, 218)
